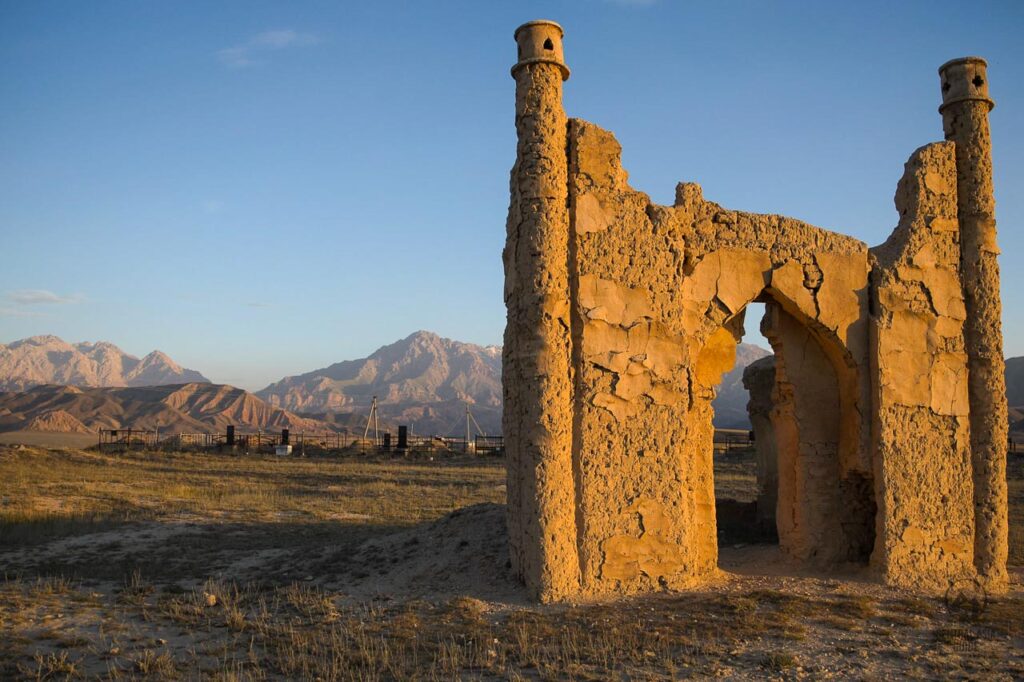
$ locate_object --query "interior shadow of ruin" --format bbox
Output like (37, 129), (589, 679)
(714, 302), (877, 580)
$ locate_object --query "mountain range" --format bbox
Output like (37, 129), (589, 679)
(257, 331), (503, 435)
(0, 335), (208, 392)
(0, 383), (327, 435)
(254, 330), (770, 434)
(0, 331), (814, 436)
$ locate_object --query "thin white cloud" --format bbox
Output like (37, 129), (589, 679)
(218, 29), (319, 68)
(0, 306), (47, 318)
(7, 289), (84, 305)
(252, 30), (317, 49)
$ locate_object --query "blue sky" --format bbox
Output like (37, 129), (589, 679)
(1, 1), (1022, 390)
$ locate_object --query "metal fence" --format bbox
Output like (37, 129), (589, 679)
(96, 425), (762, 457)
(97, 427), (504, 457)
(713, 429), (755, 452)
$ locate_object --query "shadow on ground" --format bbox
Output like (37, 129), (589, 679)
(0, 503), (523, 602)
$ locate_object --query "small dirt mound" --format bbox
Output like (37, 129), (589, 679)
(326, 503), (523, 603)
(25, 410), (93, 434)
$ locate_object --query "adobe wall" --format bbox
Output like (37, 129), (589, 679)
(868, 141), (975, 590)
(562, 118), (879, 597)
(504, 22), (1008, 602)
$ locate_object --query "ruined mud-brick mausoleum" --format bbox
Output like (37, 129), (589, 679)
(503, 20), (1009, 602)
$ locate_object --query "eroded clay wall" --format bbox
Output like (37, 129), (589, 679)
(868, 141), (976, 590)
(568, 121), (714, 594)
(565, 119), (875, 596)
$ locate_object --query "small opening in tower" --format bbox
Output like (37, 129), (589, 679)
(543, 38), (554, 51)
(942, 81), (951, 92)
(973, 75), (984, 87)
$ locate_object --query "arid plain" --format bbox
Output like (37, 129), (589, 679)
(0, 442), (1020, 679)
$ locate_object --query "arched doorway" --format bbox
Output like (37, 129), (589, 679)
(698, 293), (877, 569)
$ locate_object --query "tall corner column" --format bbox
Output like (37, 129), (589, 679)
(939, 56), (1008, 588)
(503, 20), (579, 601)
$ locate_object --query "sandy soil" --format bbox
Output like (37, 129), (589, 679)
(2, 504), (1022, 679)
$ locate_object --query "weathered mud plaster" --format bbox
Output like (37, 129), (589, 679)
(504, 22), (1009, 601)
(868, 141), (975, 591)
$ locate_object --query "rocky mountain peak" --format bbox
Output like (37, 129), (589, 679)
(10, 334), (70, 350)
(0, 335), (210, 392)
(258, 330), (502, 434)
(139, 350), (178, 367)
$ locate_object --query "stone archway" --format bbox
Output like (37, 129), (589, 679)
(728, 299), (876, 565)
(521, 229), (875, 599)
(691, 280), (875, 569)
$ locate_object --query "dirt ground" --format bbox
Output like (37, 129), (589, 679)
(1, 445), (1021, 680)
(0, 431), (97, 449)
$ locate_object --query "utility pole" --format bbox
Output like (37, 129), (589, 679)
(363, 396), (380, 446)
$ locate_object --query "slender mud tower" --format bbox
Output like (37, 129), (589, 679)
(939, 57), (1009, 588)
(503, 20), (579, 601)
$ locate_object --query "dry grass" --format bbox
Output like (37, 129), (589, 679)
(0, 446), (504, 551)
(4, 573), (1018, 679)
(711, 447), (760, 503)
(0, 444), (1021, 680)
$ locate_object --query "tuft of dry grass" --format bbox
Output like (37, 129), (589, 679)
(132, 648), (178, 677)
(761, 649), (797, 671)
(833, 593), (878, 620)
(25, 650), (80, 679)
